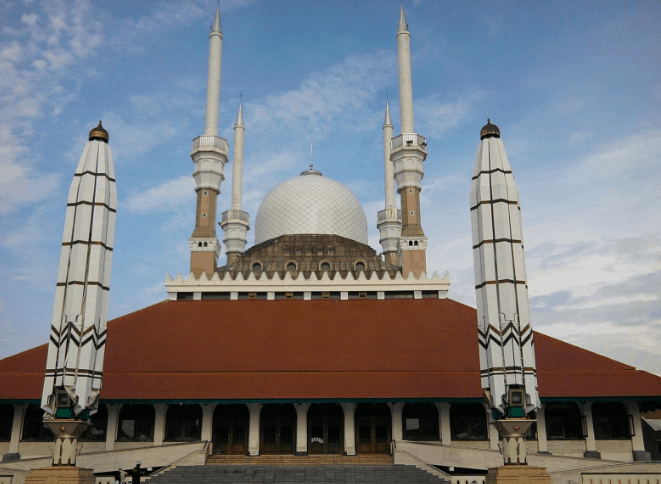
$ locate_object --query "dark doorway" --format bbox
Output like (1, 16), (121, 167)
(355, 403), (391, 454)
(164, 404), (202, 441)
(308, 403), (343, 454)
(213, 404), (249, 455)
(402, 403), (439, 441)
(260, 404), (296, 454)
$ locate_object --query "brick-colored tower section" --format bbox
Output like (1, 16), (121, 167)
(189, 9), (228, 278)
(391, 6), (428, 278)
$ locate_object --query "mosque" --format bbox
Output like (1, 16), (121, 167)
(1, 5), (661, 484)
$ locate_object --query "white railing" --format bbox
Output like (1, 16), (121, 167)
(221, 210), (250, 223)
(377, 208), (402, 223)
(191, 135), (228, 152)
(391, 133), (427, 151)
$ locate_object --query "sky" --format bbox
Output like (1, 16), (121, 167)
(0, 0), (660, 377)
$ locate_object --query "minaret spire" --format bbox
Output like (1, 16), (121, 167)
(391, 5), (428, 278)
(189, 8), (229, 278)
(377, 99), (402, 266)
(397, 4), (414, 134)
(220, 100), (251, 263)
(204, 8), (223, 136)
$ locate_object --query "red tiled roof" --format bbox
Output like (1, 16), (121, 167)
(0, 299), (659, 401)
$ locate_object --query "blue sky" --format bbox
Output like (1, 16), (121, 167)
(1, 0), (660, 376)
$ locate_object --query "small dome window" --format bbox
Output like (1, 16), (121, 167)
(320, 262), (331, 271)
(252, 262), (263, 271)
(355, 262), (366, 271)
(287, 262), (297, 271)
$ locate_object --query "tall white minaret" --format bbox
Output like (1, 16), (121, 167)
(221, 102), (250, 263)
(41, 121), (116, 466)
(471, 120), (540, 465)
(190, 8), (228, 278)
(377, 100), (402, 266)
(390, 5), (428, 277)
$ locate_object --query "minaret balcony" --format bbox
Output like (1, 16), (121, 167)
(390, 133), (427, 154)
(220, 209), (251, 231)
(377, 208), (402, 224)
(191, 135), (229, 157)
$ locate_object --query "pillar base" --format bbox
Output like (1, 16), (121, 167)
(25, 467), (95, 484)
(633, 450), (651, 462)
(2, 453), (20, 462)
(486, 465), (551, 484)
(583, 451), (601, 459)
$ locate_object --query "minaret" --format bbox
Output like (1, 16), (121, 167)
(220, 102), (250, 263)
(377, 100), (402, 266)
(189, 8), (228, 278)
(41, 121), (116, 466)
(471, 120), (540, 465)
(391, 5), (428, 277)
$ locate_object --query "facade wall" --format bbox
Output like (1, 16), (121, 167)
(547, 439), (587, 457)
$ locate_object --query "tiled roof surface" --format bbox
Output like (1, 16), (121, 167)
(1, 299), (660, 401)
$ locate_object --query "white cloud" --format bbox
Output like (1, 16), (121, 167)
(123, 175), (195, 213)
(416, 90), (487, 139)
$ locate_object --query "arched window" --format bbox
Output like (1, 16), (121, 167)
(117, 404), (155, 442)
(450, 403), (487, 441)
(355, 262), (366, 271)
(165, 404), (202, 441)
(80, 404), (108, 441)
(21, 404), (53, 441)
(252, 262), (263, 271)
(286, 262), (297, 271)
(355, 403), (391, 454)
(320, 262), (331, 271)
(402, 403), (439, 441)
(0, 404), (14, 441)
(593, 402), (630, 440)
(545, 403), (584, 440)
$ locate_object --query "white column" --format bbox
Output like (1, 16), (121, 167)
(231, 104), (245, 211)
(627, 401), (650, 460)
(201, 403), (217, 442)
(487, 406), (499, 451)
(437, 402), (451, 446)
(154, 404), (167, 446)
(342, 402), (356, 456)
(396, 7), (414, 134)
(295, 403), (309, 455)
(248, 403), (261, 456)
(204, 10), (223, 136)
(8, 403), (25, 454)
(105, 404), (121, 451)
(536, 404), (549, 454)
(390, 403), (404, 441)
(582, 401), (600, 458)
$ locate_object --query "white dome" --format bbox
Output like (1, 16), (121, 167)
(254, 172), (368, 245)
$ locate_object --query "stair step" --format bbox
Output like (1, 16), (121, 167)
(148, 465), (449, 483)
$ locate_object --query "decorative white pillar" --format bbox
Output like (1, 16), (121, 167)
(390, 403), (404, 441)
(105, 404), (120, 451)
(342, 402), (356, 456)
(295, 403), (309, 455)
(627, 401), (651, 461)
(487, 405), (499, 451)
(582, 402), (600, 459)
(437, 402), (451, 446)
(154, 404), (167, 446)
(201, 403), (217, 442)
(248, 403), (262, 456)
(536, 404), (549, 454)
(8, 403), (25, 454)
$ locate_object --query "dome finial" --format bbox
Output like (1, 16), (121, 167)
(89, 120), (109, 143)
(480, 118), (500, 140)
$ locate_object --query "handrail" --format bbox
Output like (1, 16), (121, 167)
(395, 447), (453, 480)
(143, 441), (209, 481)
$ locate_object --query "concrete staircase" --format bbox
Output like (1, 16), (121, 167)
(148, 464), (450, 483)
(207, 453), (393, 466)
